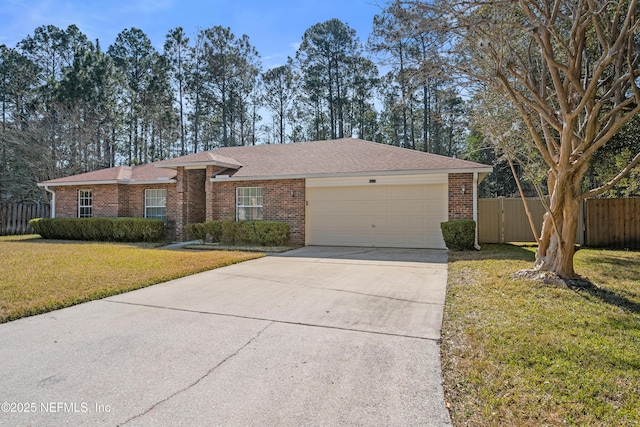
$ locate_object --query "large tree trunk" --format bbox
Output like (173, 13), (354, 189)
(535, 208), (579, 278)
(534, 170), (582, 278)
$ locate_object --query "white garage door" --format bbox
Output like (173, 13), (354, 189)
(306, 183), (447, 249)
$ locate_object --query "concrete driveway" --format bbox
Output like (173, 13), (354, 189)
(0, 246), (451, 426)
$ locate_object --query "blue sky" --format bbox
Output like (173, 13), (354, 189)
(0, 0), (384, 69)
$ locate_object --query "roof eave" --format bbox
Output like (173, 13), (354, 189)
(37, 180), (119, 187)
(123, 179), (177, 185)
(210, 167), (494, 182)
(37, 179), (177, 187)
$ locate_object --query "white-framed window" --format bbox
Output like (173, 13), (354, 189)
(78, 190), (93, 218)
(236, 187), (263, 221)
(145, 189), (167, 222)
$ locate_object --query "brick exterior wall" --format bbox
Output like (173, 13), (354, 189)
(205, 166), (227, 222)
(209, 179), (306, 245)
(448, 173), (474, 220)
(174, 168), (207, 240)
(52, 183), (177, 240)
(52, 172), (474, 245)
(55, 185), (121, 218)
(186, 169), (207, 225)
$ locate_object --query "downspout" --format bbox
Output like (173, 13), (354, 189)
(473, 172), (481, 250)
(44, 185), (56, 218)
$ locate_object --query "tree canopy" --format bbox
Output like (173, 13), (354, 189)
(402, 0), (640, 277)
(1, 18), (476, 204)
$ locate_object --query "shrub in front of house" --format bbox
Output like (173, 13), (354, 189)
(240, 221), (290, 246)
(221, 220), (290, 246)
(185, 222), (208, 243)
(186, 220), (290, 246)
(221, 220), (241, 245)
(186, 221), (224, 243)
(440, 220), (476, 251)
(113, 218), (165, 242)
(29, 218), (165, 242)
(205, 221), (224, 242)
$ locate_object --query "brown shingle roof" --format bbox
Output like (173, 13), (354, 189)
(158, 138), (491, 178)
(39, 163), (176, 186)
(40, 138), (491, 186)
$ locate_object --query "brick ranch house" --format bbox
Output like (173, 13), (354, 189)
(38, 138), (492, 249)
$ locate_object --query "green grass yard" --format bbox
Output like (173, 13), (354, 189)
(0, 235), (263, 323)
(443, 244), (640, 426)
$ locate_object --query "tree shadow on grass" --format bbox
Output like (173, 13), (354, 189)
(579, 254), (640, 283)
(454, 244), (640, 314)
(564, 278), (640, 315)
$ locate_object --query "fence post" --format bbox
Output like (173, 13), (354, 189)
(0, 204), (6, 235)
(580, 199), (586, 246)
(499, 196), (505, 244)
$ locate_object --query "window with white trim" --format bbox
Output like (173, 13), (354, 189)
(145, 189), (167, 222)
(78, 190), (93, 218)
(236, 187), (263, 221)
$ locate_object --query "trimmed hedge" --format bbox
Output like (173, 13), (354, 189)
(440, 219), (476, 251)
(185, 221), (222, 243)
(186, 220), (290, 246)
(29, 217), (165, 242)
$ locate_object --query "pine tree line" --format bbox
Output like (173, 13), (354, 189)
(0, 8), (466, 202)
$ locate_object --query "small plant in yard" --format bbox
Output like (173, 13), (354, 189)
(0, 235), (263, 323)
(441, 220), (476, 250)
(442, 244), (640, 426)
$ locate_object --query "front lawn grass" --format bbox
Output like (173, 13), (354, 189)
(443, 244), (640, 426)
(0, 235), (263, 323)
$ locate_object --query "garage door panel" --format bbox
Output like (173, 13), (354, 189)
(306, 184), (447, 249)
(426, 204), (443, 216)
(355, 200), (374, 212)
(389, 187), (405, 200)
(376, 186), (392, 199)
(407, 201), (425, 215)
(376, 201), (392, 216)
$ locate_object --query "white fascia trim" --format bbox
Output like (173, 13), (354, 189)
(209, 168), (493, 182)
(443, 167), (494, 174)
(37, 180), (119, 187)
(306, 173), (448, 187)
(123, 179), (177, 185)
(37, 179), (177, 187)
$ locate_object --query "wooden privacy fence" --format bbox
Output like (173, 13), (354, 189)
(478, 197), (585, 245)
(0, 204), (50, 236)
(586, 198), (640, 249)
